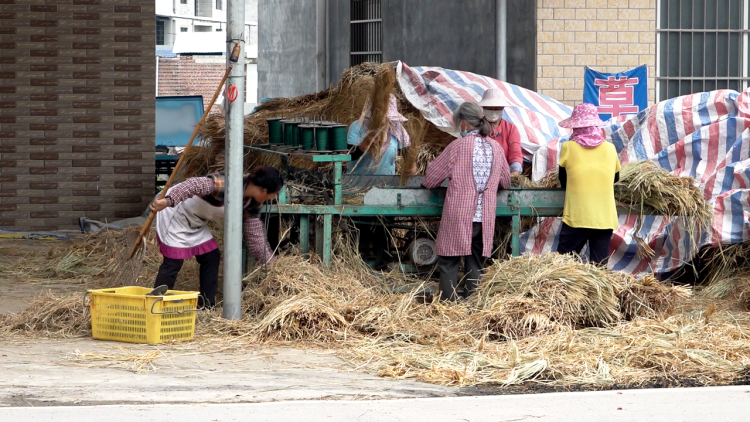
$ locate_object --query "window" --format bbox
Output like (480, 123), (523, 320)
(657, 0), (750, 101)
(156, 20), (165, 45)
(195, 0), (212, 18)
(216, 0), (221, 10)
(194, 25), (212, 32)
(181, 0), (186, 3)
(216, 28), (222, 32)
(350, 0), (382, 66)
(181, 27), (188, 32)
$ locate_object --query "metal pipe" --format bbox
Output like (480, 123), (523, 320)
(316, 0), (327, 91)
(223, 0), (245, 320)
(496, 0), (507, 81)
(325, 0), (330, 87)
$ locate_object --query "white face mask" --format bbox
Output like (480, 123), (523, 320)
(484, 108), (504, 123)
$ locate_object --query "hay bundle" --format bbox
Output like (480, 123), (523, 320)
(474, 253), (623, 337)
(400, 117), (428, 182)
(510, 172), (560, 189)
(475, 297), (557, 339)
(614, 161), (712, 235)
(241, 254), (373, 314)
(182, 62), (453, 180)
(0, 292), (90, 337)
(616, 274), (692, 320)
(362, 63), (397, 163)
(704, 270), (750, 310)
(252, 295), (349, 342)
(701, 241), (750, 285)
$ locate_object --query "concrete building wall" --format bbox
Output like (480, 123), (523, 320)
(260, 0), (538, 96)
(507, 0), (537, 91)
(0, 0), (156, 231)
(536, 0), (656, 106)
(257, 0), (319, 99)
(326, 0), (350, 87)
(381, 0), (498, 78)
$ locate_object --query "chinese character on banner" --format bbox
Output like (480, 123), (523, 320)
(583, 65), (648, 122)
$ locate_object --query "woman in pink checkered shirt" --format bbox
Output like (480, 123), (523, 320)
(422, 102), (511, 301)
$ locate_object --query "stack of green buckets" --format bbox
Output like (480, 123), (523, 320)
(267, 118), (348, 153)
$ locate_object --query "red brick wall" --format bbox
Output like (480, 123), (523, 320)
(0, 0), (155, 231)
(157, 56), (225, 112)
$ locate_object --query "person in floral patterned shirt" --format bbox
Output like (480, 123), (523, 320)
(422, 102), (511, 301)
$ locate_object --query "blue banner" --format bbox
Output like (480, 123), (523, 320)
(584, 65), (648, 122)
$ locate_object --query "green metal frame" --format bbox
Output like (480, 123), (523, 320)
(247, 145), (567, 266)
(247, 145), (653, 269)
(265, 190), (563, 265)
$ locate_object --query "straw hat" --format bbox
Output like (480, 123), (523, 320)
(478, 88), (512, 108)
(558, 103), (605, 129)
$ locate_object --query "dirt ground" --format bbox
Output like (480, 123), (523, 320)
(0, 238), (84, 315)
(2, 237), (749, 406)
(0, 337), (461, 407)
(0, 237), (461, 406)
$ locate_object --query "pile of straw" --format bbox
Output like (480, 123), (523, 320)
(7, 228), (749, 389)
(355, 310), (750, 387)
(181, 62), (452, 181)
(0, 292), (91, 338)
(67, 347), (166, 373)
(702, 242), (750, 310)
(474, 254), (623, 339)
(614, 161), (713, 237)
(616, 274), (692, 320)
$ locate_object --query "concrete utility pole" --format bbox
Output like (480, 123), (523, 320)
(497, 0), (507, 81)
(223, 0), (246, 320)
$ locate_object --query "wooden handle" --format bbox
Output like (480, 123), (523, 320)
(128, 64), (235, 259)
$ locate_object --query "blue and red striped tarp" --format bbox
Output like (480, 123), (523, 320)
(397, 62), (750, 275)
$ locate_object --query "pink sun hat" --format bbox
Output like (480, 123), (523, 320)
(363, 94), (407, 122)
(558, 103), (606, 129)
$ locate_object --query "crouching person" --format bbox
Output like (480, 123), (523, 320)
(149, 166), (284, 308)
(422, 102), (511, 301)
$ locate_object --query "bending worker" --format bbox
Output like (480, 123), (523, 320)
(149, 167), (284, 308)
(556, 103), (621, 266)
(478, 88), (523, 176)
(422, 102), (511, 301)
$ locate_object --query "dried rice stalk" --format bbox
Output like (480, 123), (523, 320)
(363, 64), (397, 165)
(616, 274), (691, 320)
(475, 253), (624, 336)
(67, 347), (166, 373)
(400, 117), (427, 183)
(252, 295), (349, 342)
(615, 161), (713, 244)
(704, 270), (750, 310)
(0, 292), (90, 338)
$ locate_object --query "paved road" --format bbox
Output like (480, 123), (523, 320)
(5, 386), (750, 421)
(0, 338), (453, 406)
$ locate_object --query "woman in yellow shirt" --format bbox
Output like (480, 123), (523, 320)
(556, 103), (621, 265)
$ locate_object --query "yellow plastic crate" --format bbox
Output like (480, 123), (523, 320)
(88, 286), (199, 344)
